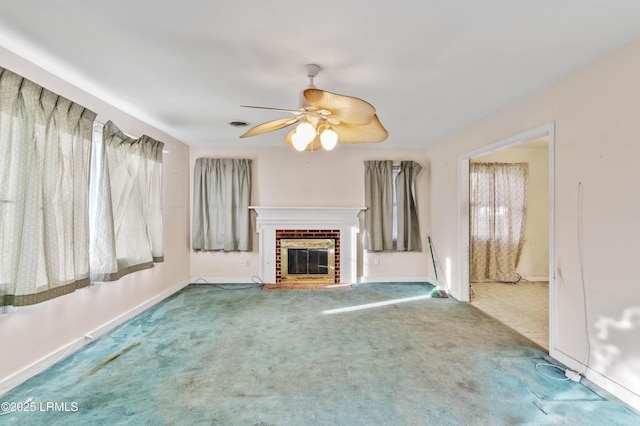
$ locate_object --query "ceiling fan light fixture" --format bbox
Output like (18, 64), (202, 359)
(320, 128), (338, 150)
(295, 122), (316, 141)
(291, 132), (310, 151)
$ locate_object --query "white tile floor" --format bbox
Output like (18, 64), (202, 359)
(470, 280), (549, 350)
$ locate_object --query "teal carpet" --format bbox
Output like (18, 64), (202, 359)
(1, 283), (638, 425)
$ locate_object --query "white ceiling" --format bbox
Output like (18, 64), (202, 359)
(1, 1), (640, 148)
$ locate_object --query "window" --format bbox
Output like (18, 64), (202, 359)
(90, 121), (165, 282)
(0, 68), (164, 307)
(0, 66), (96, 306)
(392, 164), (400, 248)
(364, 160), (422, 252)
(469, 162), (528, 282)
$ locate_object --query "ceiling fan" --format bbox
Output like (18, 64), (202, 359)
(239, 64), (388, 151)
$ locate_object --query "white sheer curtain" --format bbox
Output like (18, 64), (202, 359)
(364, 160), (394, 251)
(0, 67), (96, 306)
(192, 158), (252, 251)
(396, 160), (423, 251)
(470, 162), (528, 282)
(90, 121), (164, 281)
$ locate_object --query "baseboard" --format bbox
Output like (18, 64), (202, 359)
(190, 276), (263, 285)
(0, 278), (191, 397)
(192, 276), (443, 287)
(550, 348), (640, 411)
(357, 276), (436, 284)
(191, 277), (443, 287)
(522, 276), (549, 282)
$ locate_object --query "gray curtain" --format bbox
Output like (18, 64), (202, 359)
(364, 160), (394, 251)
(90, 121), (164, 282)
(192, 158), (252, 251)
(396, 160), (423, 251)
(0, 67), (96, 306)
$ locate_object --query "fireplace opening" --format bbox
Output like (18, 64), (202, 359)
(288, 248), (329, 275)
(280, 238), (335, 283)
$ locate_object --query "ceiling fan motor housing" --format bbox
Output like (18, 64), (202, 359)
(304, 64), (320, 79)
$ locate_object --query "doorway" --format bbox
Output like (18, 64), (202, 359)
(458, 123), (555, 352)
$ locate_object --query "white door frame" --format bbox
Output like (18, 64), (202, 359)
(458, 122), (556, 351)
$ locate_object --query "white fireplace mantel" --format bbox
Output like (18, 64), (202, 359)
(249, 206), (365, 284)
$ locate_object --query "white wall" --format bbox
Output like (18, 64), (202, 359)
(429, 37), (640, 408)
(472, 144), (549, 280)
(0, 47), (191, 390)
(189, 145), (433, 283)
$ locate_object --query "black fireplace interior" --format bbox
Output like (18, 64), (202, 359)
(288, 248), (329, 275)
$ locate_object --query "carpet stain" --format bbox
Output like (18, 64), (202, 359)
(86, 341), (141, 376)
(457, 380), (479, 393)
(505, 416), (527, 425)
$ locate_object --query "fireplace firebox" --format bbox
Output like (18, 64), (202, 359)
(280, 239), (335, 283)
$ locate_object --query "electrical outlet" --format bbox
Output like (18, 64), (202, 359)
(240, 259), (249, 267)
(373, 257), (380, 265)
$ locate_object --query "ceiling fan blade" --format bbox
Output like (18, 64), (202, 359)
(239, 117), (299, 138)
(332, 114), (388, 144)
(241, 105), (304, 115)
(285, 129), (322, 152)
(303, 89), (376, 125)
(285, 128), (295, 146)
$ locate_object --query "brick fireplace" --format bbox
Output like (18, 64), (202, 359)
(276, 229), (340, 283)
(250, 207), (364, 284)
